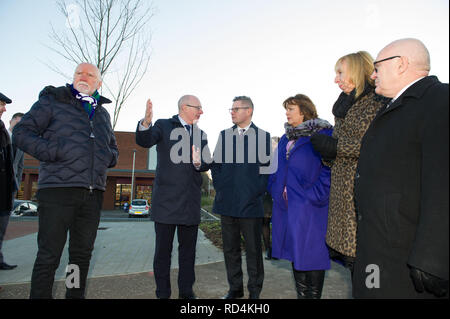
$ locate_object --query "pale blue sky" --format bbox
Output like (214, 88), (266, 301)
(1, 0), (449, 144)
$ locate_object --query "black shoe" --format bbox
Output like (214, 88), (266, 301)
(0, 263), (17, 270)
(222, 290), (244, 299)
(265, 248), (272, 260)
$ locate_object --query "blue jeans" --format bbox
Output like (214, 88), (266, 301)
(29, 187), (103, 299)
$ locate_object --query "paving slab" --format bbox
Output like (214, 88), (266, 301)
(0, 219), (352, 299)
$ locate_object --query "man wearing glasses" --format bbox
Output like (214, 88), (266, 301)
(209, 96), (271, 299)
(136, 95), (211, 299)
(353, 38), (448, 298)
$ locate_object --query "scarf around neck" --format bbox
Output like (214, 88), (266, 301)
(70, 84), (100, 120)
(332, 83), (374, 119)
(284, 118), (333, 141)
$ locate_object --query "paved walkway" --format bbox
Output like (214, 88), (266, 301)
(0, 219), (352, 299)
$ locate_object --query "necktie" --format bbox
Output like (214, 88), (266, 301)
(239, 128), (246, 136)
(385, 99), (394, 109)
(184, 124), (191, 135)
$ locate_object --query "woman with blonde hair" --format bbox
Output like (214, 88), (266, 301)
(310, 51), (386, 275)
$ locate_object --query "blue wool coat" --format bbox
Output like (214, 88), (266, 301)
(268, 128), (332, 271)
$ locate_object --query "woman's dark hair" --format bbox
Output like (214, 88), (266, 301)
(282, 94), (318, 121)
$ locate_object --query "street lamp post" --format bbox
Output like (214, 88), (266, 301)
(130, 149), (136, 202)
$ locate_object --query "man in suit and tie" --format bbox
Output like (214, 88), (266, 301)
(136, 95), (210, 299)
(353, 38), (448, 298)
(208, 96), (271, 299)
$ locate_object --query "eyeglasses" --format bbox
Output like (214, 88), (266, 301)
(229, 107), (250, 113)
(186, 104), (203, 110)
(373, 55), (401, 73)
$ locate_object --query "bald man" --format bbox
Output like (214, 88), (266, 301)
(13, 63), (118, 298)
(136, 95), (211, 299)
(353, 39), (448, 298)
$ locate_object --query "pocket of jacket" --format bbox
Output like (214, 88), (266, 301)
(108, 148), (117, 168)
(46, 138), (60, 162)
(55, 136), (69, 162)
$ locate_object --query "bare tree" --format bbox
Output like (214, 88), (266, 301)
(46, 0), (154, 128)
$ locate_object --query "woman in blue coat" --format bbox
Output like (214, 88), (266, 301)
(268, 94), (333, 299)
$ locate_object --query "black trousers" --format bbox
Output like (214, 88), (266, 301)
(221, 215), (264, 295)
(30, 188), (103, 299)
(153, 222), (198, 299)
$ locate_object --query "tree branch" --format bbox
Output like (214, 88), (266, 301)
(46, 0), (154, 129)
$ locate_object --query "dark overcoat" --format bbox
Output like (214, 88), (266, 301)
(211, 123), (271, 218)
(0, 120), (16, 214)
(353, 76), (449, 298)
(135, 115), (210, 225)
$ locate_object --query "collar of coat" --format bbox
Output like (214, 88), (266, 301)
(231, 122), (258, 132)
(170, 114), (186, 127)
(384, 76), (439, 112)
(170, 115), (203, 133)
(38, 84), (112, 106)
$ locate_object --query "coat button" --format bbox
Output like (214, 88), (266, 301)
(355, 172), (360, 179)
(358, 214), (362, 221)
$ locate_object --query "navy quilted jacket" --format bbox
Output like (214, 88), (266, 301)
(13, 84), (118, 191)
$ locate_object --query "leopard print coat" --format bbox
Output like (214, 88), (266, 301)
(325, 90), (384, 257)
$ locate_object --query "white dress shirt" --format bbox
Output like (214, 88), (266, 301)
(387, 77), (425, 108)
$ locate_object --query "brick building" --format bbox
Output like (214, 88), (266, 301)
(16, 131), (156, 210)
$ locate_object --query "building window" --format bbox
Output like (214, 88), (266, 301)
(135, 185), (152, 204)
(31, 182), (38, 201)
(115, 184), (131, 209)
(115, 183), (152, 209)
(17, 184), (25, 199)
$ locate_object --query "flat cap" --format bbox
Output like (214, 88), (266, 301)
(0, 92), (12, 104)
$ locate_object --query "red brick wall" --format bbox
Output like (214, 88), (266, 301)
(114, 131), (149, 171)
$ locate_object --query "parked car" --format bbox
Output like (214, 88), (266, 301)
(128, 199), (150, 218)
(10, 200), (39, 217)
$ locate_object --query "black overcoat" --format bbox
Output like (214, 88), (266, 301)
(211, 123), (271, 218)
(0, 120), (16, 214)
(353, 76), (449, 298)
(135, 115), (210, 225)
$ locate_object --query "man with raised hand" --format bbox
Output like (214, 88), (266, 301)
(136, 95), (210, 299)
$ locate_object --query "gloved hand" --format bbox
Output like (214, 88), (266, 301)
(409, 266), (449, 297)
(310, 133), (338, 161)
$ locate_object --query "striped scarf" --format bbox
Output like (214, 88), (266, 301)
(284, 118), (333, 141)
(70, 84), (100, 120)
